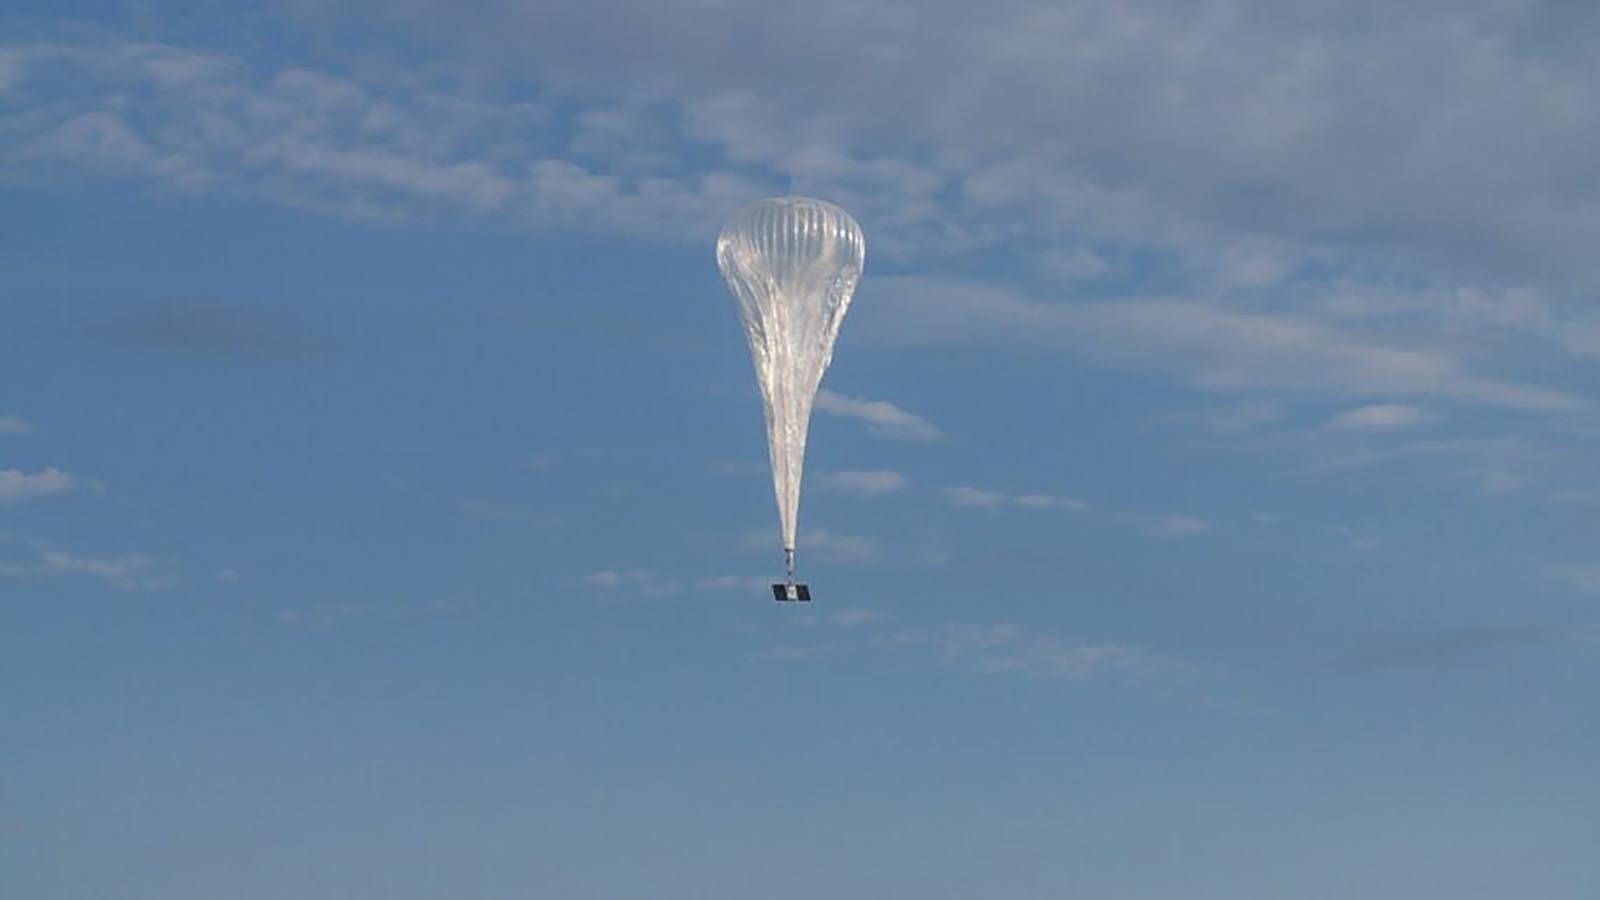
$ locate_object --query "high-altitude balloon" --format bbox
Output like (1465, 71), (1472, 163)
(717, 197), (865, 595)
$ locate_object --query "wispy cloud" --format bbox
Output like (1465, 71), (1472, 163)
(0, 33), (767, 238)
(8, 26), (1595, 439)
(877, 622), (1139, 680)
(830, 608), (887, 627)
(1349, 624), (1575, 670)
(1141, 515), (1213, 539)
(864, 278), (1581, 413)
(10, 10), (1600, 310)
(1011, 493), (1090, 512)
(697, 574), (773, 592)
(942, 485), (1089, 512)
(12, 551), (178, 592)
(277, 602), (370, 628)
(81, 301), (311, 360)
(743, 526), (879, 564)
(820, 469), (908, 497)
(942, 485), (1006, 508)
(814, 390), (941, 441)
(585, 569), (637, 588)
(1327, 404), (1427, 431)
(0, 416), (33, 435)
(751, 608), (1152, 682)
(806, 529), (879, 563)
(288, 0), (1600, 296)
(1298, 436), (1540, 483)
(0, 468), (74, 503)
(583, 568), (681, 597)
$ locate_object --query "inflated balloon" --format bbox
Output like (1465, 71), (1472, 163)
(717, 197), (865, 599)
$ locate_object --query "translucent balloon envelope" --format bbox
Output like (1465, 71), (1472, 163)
(717, 197), (866, 584)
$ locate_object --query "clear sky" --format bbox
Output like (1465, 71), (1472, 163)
(1, 2), (1596, 898)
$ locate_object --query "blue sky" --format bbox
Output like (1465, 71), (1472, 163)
(1, 2), (1597, 898)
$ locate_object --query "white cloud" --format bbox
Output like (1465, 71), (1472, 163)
(943, 497), (1229, 540)
(281, 0), (1600, 296)
(275, 601), (372, 628)
(5, 21), (1595, 526)
(1300, 436), (1536, 478)
(942, 485), (1006, 508)
(9, 24), (1600, 428)
(0, 416), (33, 435)
(0, 34), (767, 237)
(1318, 284), (1553, 332)
(1012, 493), (1091, 512)
(742, 526), (878, 563)
(814, 390), (941, 441)
(10, 12), (1600, 317)
(0, 468), (74, 503)
(944, 485), (1088, 512)
(1328, 404), (1426, 430)
(805, 529), (878, 563)
(215, 568), (241, 583)
(583, 568), (679, 596)
(862, 277), (1581, 412)
(584, 569), (631, 588)
(697, 574), (772, 592)
(821, 469), (908, 496)
(878, 622), (1138, 680)
(38, 551), (176, 591)
(830, 608), (886, 627)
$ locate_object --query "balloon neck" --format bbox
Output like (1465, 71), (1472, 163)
(784, 547), (796, 583)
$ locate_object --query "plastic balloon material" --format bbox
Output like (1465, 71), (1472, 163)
(717, 197), (866, 582)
